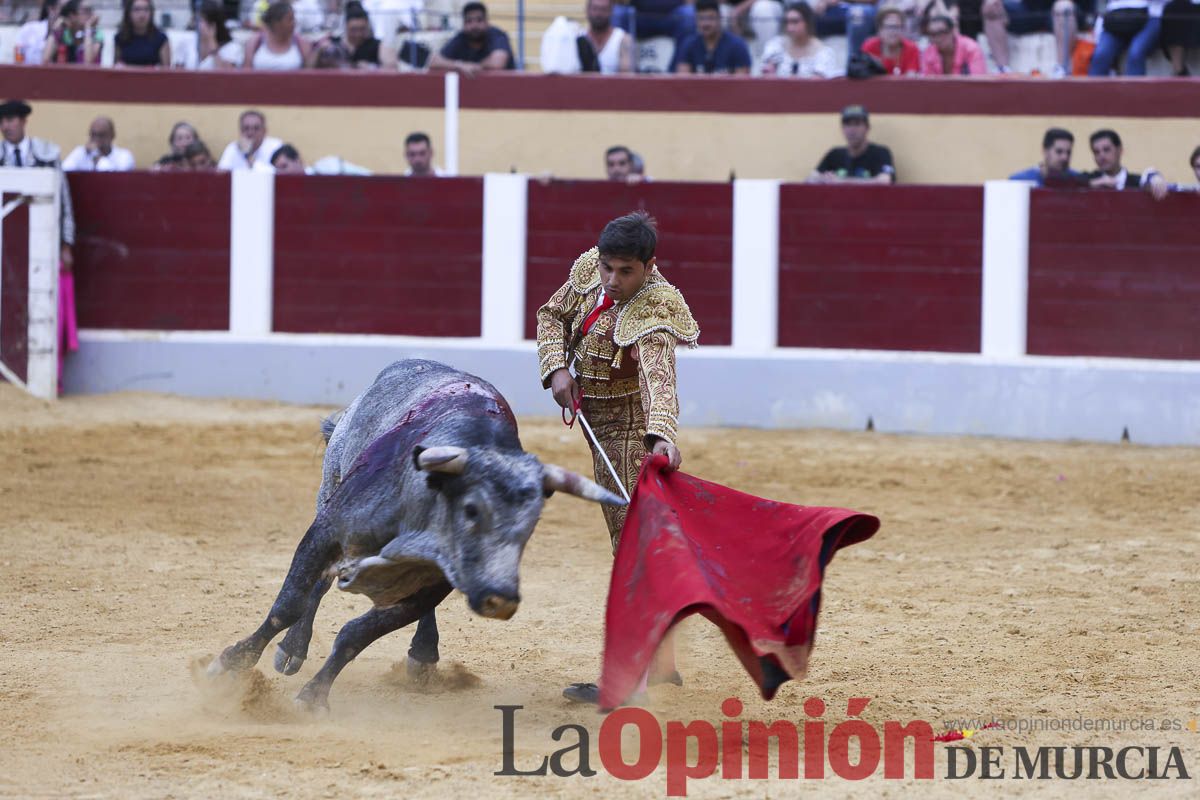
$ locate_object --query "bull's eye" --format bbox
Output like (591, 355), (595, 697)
(463, 502), (479, 520)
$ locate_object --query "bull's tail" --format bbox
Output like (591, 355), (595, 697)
(320, 410), (345, 444)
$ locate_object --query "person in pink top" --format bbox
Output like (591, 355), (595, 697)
(920, 14), (988, 75)
(861, 7), (921, 74)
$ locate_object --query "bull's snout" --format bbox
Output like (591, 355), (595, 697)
(470, 590), (521, 620)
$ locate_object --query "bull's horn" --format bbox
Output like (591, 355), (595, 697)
(416, 446), (469, 474)
(542, 463), (627, 506)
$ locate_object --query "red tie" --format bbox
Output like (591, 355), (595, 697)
(581, 293), (614, 336)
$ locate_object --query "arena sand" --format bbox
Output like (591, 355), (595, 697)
(2, 385), (1198, 799)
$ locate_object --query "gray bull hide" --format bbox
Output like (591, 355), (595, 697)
(208, 359), (623, 711)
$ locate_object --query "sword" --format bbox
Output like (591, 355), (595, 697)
(574, 406), (631, 505)
(561, 359), (632, 505)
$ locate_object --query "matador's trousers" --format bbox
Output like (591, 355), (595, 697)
(578, 393), (647, 554)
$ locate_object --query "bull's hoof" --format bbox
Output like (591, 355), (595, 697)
(274, 645), (305, 676)
(294, 686), (330, 716)
(406, 656), (438, 684)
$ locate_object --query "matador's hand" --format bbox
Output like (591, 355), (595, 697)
(550, 368), (580, 410)
(652, 439), (682, 472)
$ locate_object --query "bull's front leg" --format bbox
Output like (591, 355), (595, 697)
(209, 523), (339, 676)
(294, 580), (453, 713)
(406, 610), (440, 681)
(274, 573), (333, 676)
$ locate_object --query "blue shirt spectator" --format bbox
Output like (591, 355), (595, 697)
(1009, 127), (1083, 187)
(430, 1), (516, 73)
(675, 0), (752, 74)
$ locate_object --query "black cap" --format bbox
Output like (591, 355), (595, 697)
(0, 99), (33, 119)
(841, 104), (869, 123)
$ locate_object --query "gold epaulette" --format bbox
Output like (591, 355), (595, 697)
(614, 281), (700, 348)
(569, 248), (601, 293)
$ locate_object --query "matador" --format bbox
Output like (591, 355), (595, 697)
(535, 211), (700, 704)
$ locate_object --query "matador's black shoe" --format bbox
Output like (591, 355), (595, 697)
(562, 682), (648, 706)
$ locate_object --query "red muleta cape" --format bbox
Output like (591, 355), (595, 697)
(599, 456), (880, 710)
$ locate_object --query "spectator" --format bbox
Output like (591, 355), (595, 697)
(1084, 129), (1146, 190)
(114, 0), (170, 67)
(429, 2), (516, 74)
(271, 143), (373, 175)
(1163, 0), (1200, 75)
(62, 116), (135, 172)
(808, 105), (896, 184)
(251, 0), (325, 33)
(217, 110), (283, 171)
(981, 0), (1081, 76)
(676, 0), (753, 73)
(1081, 128), (1169, 197)
(861, 5), (921, 73)
(631, 150), (649, 179)
(0, 99), (78, 380)
(1170, 145), (1200, 190)
(184, 140), (216, 170)
(1009, 127), (1081, 186)
(725, 0), (786, 41)
(197, 1), (243, 69)
(245, 1), (312, 70)
(404, 132), (445, 177)
(42, 0), (101, 65)
(310, 2), (397, 70)
(582, 0), (635, 73)
(1088, 0), (1162, 76)
(920, 13), (987, 73)
(168, 121), (199, 156)
(605, 144), (646, 182)
(611, 0), (697, 55)
(810, 0), (879, 66)
(16, 0), (60, 64)
(154, 153), (188, 171)
(759, 2), (844, 75)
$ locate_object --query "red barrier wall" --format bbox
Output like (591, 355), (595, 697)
(777, 185), (984, 352)
(273, 176), (483, 336)
(10, 65), (1198, 118)
(70, 172), (231, 330)
(1027, 190), (1200, 360)
(524, 180), (733, 345)
(1, 199), (30, 383)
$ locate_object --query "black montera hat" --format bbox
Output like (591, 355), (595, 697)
(0, 99), (33, 119)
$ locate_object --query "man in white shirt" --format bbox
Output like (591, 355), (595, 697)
(217, 110), (283, 172)
(0, 99), (75, 269)
(62, 116), (136, 173)
(402, 132), (445, 177)
(270, 143), (372, 176)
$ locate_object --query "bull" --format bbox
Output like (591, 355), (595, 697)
(207, 359), (622, 711)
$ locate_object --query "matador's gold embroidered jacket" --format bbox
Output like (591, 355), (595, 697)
(536, 247), (700, 446)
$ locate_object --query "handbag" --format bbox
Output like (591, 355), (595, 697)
(847, 51), (888, 79)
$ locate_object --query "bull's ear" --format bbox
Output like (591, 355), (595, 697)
(413, 445), (469, 474)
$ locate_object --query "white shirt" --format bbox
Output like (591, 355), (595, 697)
(1, 138), (33, 167)
(16, 20), (48, 64)
(757, 37), (844, 78)
(198, 41), (245, 70)
(310, 156), (373, 175)
(218, 136), (284, 171)
(62, 145), (136, 172)
(594, 27), (627, 75)
(251, 39), (304, 70)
